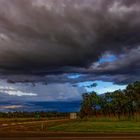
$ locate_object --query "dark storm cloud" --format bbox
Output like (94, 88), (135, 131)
(90, 47), (140, 84)
(64, 47), (140, 84)
(0, 0), (140, 84)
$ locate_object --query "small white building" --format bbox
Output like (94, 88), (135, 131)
(70, 112), (77, 120)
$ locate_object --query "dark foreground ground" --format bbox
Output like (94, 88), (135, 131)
(0, 133), (140, 140)
(0, 132), (140, 139)
(1, 137), (140, 140)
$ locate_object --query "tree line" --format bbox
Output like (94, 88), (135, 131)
(0, 111), (69, 119)
(80, 81), (140, 119)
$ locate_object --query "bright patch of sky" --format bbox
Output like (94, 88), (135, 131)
(99, 54), (117, 64)
(78, 80), (126, 94)
(68, 73), (82, 79)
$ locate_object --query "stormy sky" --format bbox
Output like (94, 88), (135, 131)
(0, 0), (140, 102)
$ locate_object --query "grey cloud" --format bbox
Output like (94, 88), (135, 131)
(0, 0), (139, 84)
(91, 47), (140, 73)
(0, 92), (24, 102)
(0, 82), (86, 101)
(66, 47), (140, 84)
(89, 47), (140, 84)
(0, 0), (139, 71)
(2, 46), (140, 85)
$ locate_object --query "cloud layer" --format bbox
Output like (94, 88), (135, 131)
(0, 0), (139, 84)
(0, 80), (86, 101)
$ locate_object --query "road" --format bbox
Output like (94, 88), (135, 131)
(0, 136), (140, 140)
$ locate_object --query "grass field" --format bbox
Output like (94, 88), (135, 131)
(0, 117), (140, 133)
(47, 120), (140, 133)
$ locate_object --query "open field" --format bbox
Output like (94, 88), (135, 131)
(0, 117), (140, 134)
(47, 118), (140, 133)
(0, 118), (140, 140)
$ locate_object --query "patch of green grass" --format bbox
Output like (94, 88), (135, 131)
(86, 115), (140, 122)
(47, 120), (140, 133)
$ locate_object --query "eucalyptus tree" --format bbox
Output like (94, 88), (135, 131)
(111, 90), (127, 119)
(80, 92), (100, 118)
(133, 81), (140, 110)
(90, 92), (100, 117)
(125, 81), (140, 118)
(80, 93), (92, 118)
(80, 81), (140, 119)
